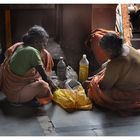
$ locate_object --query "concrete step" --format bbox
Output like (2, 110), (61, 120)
(132, 32), (140, 38)
(131, 39), (140, 49)
(131, 32), (140, 49)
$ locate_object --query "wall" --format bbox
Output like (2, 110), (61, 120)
(61, 4), (117, 72)
(11, 7), (56, 43)
(0, 4), (118, 72)
(61, 4), (92, 71)
(92, 4), (117, 31)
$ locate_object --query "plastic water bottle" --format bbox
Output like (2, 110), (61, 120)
(57, 57), (66, 81)
(79, 54), (89, 83)
(66, 65), (78, 80)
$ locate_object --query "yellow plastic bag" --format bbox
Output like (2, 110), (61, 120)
(52, 85), (92, 111)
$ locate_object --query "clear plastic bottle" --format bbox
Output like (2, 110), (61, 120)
(57, 57), (67, 81)
(66, 65), (78, 80)
(79, 54), (89, 83)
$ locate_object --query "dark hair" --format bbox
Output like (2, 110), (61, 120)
(22, 25), (49, 51)
(99, 32), (123, 59)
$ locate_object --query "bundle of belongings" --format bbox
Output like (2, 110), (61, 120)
(52, 79), (92, 111)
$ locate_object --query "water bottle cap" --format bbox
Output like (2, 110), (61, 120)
(83, 54), (86, 58)
(60, 56), (63, 60)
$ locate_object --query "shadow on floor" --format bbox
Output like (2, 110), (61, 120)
(92, 103), (140, 117)
(0, 98), (46, 118)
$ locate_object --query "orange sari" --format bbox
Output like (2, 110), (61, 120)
(0, 42), (54, 104)
(88, 71), (140, 113)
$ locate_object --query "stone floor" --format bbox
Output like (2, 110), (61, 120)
(0, 92), (56, 136)
(1, 91), (140, 136)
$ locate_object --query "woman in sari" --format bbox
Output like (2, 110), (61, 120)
(0, 25), (57, 106)
(88, 32), (140, 113)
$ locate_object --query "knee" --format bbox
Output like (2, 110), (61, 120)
(37, 80), (50, 90)
(38, 80), (52, 95)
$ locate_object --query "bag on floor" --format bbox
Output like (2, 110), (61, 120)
(52, 84), (92, 111)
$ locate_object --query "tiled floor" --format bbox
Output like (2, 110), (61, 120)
(0, 92), (55, 136)
(1, 91), (140, 136)
(45, 103), (140, 136)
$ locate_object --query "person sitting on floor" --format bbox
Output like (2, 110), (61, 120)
(88, 32), (140, 113)
(0, 25), (57, 106)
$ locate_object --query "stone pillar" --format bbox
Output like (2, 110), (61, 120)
(121, 4), (132, 44)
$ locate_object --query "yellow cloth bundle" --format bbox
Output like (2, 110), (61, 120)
(53, 85), (92, 111)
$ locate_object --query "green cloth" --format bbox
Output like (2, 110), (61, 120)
(10, 46), (43, 76)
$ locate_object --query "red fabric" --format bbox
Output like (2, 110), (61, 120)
(5, 42), (24, 57)
(40, 48), (54, 76)
(88, 71), (140, 113)
(86, 28), (119, 66)
(91, 30), (108, 65)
